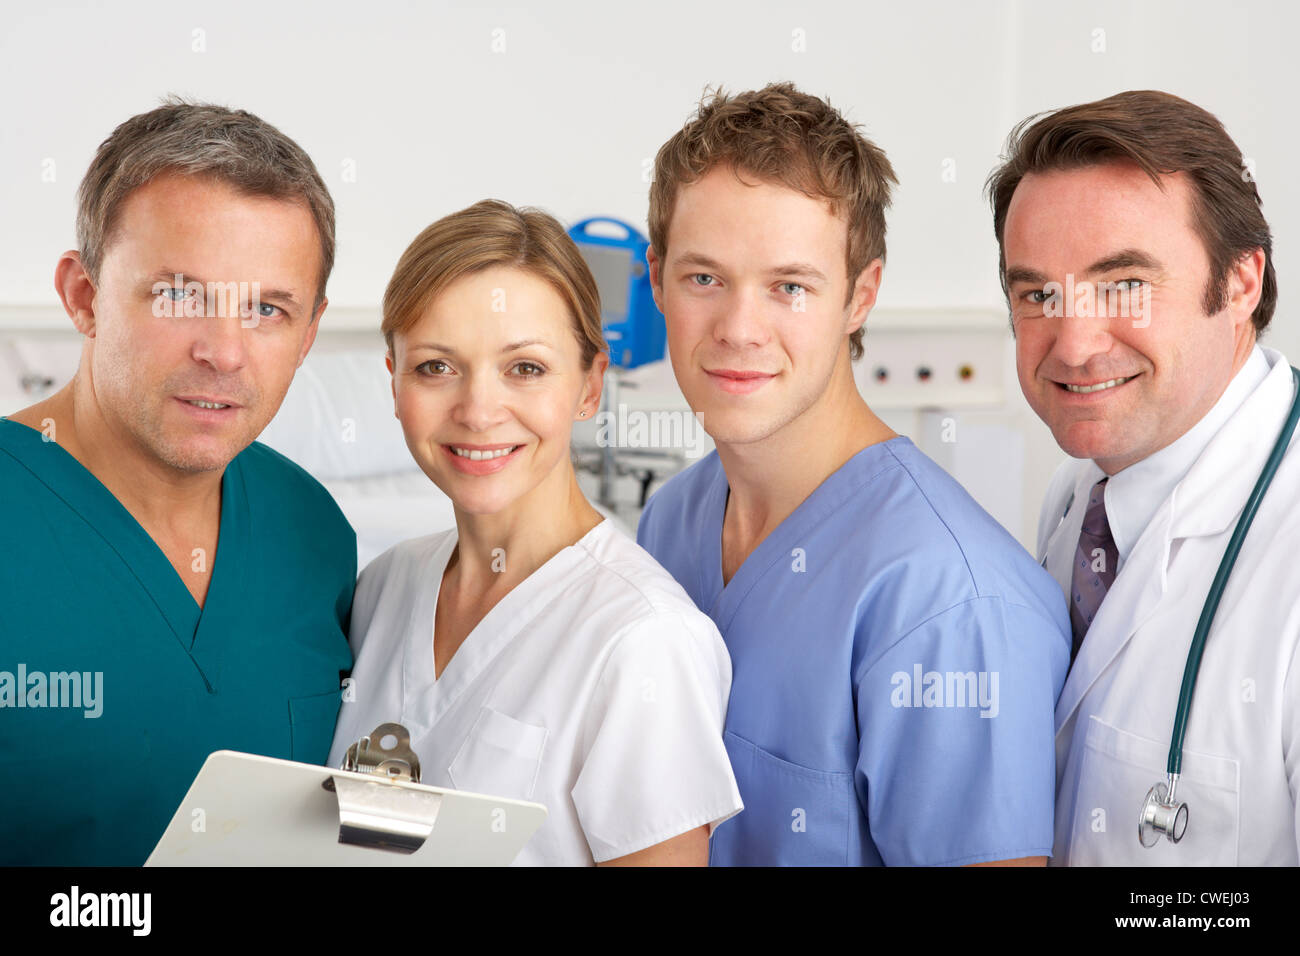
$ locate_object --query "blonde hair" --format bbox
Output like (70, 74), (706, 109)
(383, 200), (606, 368)
(648, 82), (897, 361)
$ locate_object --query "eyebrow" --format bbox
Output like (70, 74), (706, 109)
(768, 262), (829, 283)
(671, 251), (828, 283)
(406, 338), (554, 355)
(149, 269), (303, 310)
(1005, 249), (1165, 287)
(1004, 265), (1049, 287)
(672, 251), (726, 272)
(1083, 248), (1164, 275)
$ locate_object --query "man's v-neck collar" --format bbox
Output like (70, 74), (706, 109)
(0, 416), (246, 666)
(702, 436), (913, 634)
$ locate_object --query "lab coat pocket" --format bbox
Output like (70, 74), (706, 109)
(1067, 716), (1239, 866)
(448, 706), (548, 802)
(713, 731), (852, 866)
(289, 688), (344, 766)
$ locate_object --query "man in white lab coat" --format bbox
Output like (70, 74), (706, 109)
(987, 89), (1300, 865)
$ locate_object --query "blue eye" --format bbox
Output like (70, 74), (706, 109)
(1113, 278), (1147, 292)
(257, 302), (285, 319)
(779, 282), (805, 297)
(690, 274), (716, 287)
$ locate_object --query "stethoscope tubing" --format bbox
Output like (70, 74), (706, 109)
(1166, 365), (1300, 776)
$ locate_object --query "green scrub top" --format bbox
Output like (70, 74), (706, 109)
(0, 418), (355, 865)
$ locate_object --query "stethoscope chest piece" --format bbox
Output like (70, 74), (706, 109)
(1139, 776), (1188, 847)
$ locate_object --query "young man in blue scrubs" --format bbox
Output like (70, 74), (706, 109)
(0, 101), (354, 864)
(639, 83), (1071, 865)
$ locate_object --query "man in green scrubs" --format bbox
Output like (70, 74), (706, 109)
(0, 100), (355, 864)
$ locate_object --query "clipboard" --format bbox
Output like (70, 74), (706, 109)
(146, 723), (548, 866)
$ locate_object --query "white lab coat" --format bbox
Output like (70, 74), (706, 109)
(1040, 346), (1300, 865)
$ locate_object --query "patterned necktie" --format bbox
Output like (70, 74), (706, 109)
(1069, 477), (1118, 663)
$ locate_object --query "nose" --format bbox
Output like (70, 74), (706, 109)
(712, 285), (771, 350)
(1047, 309), (1119, 372)
(190, 291), (249, 374)
(450, 369), (511, 431)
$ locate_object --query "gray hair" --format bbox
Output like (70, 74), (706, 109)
(76, 95), (335, 310)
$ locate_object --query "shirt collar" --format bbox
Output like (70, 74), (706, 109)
(1105, 345), (1272, 563)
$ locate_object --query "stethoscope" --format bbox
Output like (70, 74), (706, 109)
(1137, 365), (1300, 847)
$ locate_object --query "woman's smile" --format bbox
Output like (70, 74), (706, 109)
(441, 441), (526, 475)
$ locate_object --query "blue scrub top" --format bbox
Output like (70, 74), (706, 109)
(638, 437), (1070, 865)
(0, 418), (355, 865)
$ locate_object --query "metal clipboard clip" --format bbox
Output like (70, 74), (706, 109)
(321, 722), (442, 854)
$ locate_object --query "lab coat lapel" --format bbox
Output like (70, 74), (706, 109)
(1040, 463), (1100, 595)
(1165, 351), (1295, 542)
(1053, 503), (1171, 734)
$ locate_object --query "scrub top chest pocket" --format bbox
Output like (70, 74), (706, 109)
(714, 730), (854, 866)
(448, 706), (548, 802)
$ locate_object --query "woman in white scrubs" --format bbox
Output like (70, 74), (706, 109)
(328, 200), (742, 865)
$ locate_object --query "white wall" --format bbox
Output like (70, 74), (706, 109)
(2, 0), (1296, 547)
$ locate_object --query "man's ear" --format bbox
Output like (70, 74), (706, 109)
(646, 245), (664, 313)
(1225, 247), (1266, 329)
(55, 251), (97, 338)
(846, 258), (883, 336)
(296, 296), (327, 368)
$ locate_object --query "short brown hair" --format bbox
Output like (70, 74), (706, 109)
(382, 199), (606, 368)
(648, 82), (897, 361)
(987, 89), (1277, 334)
(77, 95), (336, 311)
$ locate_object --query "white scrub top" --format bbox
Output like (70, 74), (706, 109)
(328, 518), (743, 866)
